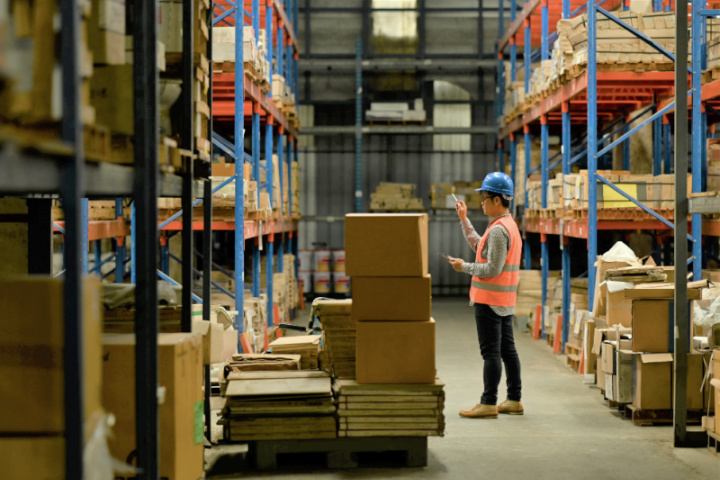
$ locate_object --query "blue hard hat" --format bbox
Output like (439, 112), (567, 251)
(477, 172), (514, 197)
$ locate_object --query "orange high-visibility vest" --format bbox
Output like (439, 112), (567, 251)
(469, 215), (522, 307)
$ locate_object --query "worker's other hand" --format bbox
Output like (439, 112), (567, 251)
(448, 257), (465, 272)
(456, 200), (467, 221)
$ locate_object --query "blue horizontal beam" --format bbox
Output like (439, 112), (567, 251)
(596, 102), (673, 158)
(157, 270), (203, 304)
(596, 173), (694, 241)
(699, 9), (720, 16)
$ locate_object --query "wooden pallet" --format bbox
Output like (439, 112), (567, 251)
(248, 436), (427, 471)
(557, 207), (675, 221)
(564, 343), (581, 372)
(623, 405), (703, 426)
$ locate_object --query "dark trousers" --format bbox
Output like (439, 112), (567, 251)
(474, 303), (522, 405)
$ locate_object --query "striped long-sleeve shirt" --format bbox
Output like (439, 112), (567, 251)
(459, 214), (515, 316)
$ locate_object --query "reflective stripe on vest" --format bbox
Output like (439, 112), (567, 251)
(469, 215), (523, 307)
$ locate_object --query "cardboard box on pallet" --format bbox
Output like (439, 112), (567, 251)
(103, 333), (204, 480)
(0, 276), (103, 434)
(351, 275), (432, 322)
(633, 353), (673, 410)
(356, 319), (436, 384)
(345, 214), (428, 277)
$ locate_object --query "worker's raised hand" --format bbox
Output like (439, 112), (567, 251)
(448, 257), (465, 272)
(456, 200), (467, 221)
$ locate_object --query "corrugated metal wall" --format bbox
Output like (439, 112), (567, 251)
(298, 136), (494, 295)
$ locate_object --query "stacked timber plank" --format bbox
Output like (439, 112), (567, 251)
(219, 370), (336, 441)
(269, 335), (322, 370)
(313, 299), (356, 379)
(334, 380), (445, 438)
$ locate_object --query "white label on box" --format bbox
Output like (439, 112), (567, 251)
(99, 0), (126, 35)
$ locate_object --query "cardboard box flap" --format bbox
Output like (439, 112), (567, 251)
(639, 353), (673, 363)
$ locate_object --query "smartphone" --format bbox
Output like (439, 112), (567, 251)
(439, 252), (452, 259)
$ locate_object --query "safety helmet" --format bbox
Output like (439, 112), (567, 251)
(477, 172), (514, 197)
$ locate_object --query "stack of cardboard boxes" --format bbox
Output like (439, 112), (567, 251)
(369, 183), (424, 212)
(345, 213), (435, 384)
(0, 277), (106, 477)
(344, 213), (444, 437)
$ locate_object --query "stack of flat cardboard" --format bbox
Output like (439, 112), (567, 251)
(269, 335), (322, 370)
(314, 299), (356, 378)
(346, 214), (436, 385)
(334, 379), (445, 437)
(219, 370), (336, 441)
(225, 354), (301, 374)
(516, 270), (561, 317)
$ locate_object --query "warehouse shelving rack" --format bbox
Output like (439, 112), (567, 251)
(497, 0), (717, 447)
(0, 2), (212, 478)
(208, 0), (301, 349)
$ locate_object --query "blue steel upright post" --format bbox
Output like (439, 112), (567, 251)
(691, 0), (704, 279)
(540, 0), (549, 336)
(265, 1), (275, 328)
(234, 0), (246, 347)
(356, 37), (363, 212)
(561, 0), (571, 350)
(587, 0), (599, 308)
(509, 0), (517, 213)
(115, 198), (125, 283)
(251, 0), (261, 300)
(522, 8), (532, 269)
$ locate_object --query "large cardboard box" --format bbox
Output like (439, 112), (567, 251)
(606, 289), (632, 327)
(103, 333), (204, 480)
(0, 276), (102, 434)
(633, 353), (672, 410)
(352, 275), (431, 322)
(0, 436), (64, 480)
(601, 341), (615, 374)
(584, 318), (597, 375)
(345, 214), (428, 277)
(356, 319), (436, 384)
(631, 300), (672, 353)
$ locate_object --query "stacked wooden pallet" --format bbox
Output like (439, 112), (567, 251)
(269, 335), (322, 370)
(220, 370), (336, 441)
(334, 380), (445, 438)
(313, 299), (356, 379)
(369, 183), (424, 211)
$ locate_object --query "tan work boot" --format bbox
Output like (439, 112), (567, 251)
(498, 399), (524, 415)
(459, 404), (498, 418)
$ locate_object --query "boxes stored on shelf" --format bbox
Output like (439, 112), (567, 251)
(91, 65), (133, 135)
(356, 319), (436, 384)
(0, 276), (103, 434)
(351, 275), (432, 322)
(345, 213), (428, 277)
(103, 333), (204, 480)
(89, 0), (126, 65)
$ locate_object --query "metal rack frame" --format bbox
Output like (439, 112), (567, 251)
(497, 0), (717, 448)
(208, 0), (300, 350)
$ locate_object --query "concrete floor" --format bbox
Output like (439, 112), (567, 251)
(205, 298), (720, 479)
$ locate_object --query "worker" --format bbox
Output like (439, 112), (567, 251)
(445, 172), (523, 419)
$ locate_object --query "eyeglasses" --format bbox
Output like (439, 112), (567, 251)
(481, 196), (493, 203)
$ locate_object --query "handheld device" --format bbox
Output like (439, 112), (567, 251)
(439, 252), (452, 259)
